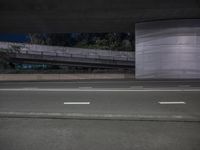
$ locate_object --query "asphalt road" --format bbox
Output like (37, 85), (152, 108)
(0, 80), (200, 150)
(1, 80), (200, 88)
(0, 118), (200, 150)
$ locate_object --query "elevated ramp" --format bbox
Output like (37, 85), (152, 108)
(0, 42), (134, 68)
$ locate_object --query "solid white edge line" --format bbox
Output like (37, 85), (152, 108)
(158, 102), (186, 104)
(78, 87), (93, 89)
(0, 88), (200, 92)
(64, 102), (90, 105)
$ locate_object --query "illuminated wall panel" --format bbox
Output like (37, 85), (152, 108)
(136, 19), (200, 79)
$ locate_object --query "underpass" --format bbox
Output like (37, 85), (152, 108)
(0, 0), (200, 149)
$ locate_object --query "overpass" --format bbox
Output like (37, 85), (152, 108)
(0, 2), (200, 150)
(0, 42), (134, 69)
(1, 0), (200, 78)
(0, 0), (200, 32)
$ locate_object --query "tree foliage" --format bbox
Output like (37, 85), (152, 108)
(28, 33), (134, 51)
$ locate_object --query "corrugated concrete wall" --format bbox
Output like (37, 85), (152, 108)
(136, 19), (200, 79)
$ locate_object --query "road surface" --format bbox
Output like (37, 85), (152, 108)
(0, 80), (200, 150)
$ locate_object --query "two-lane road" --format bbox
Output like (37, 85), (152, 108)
(0, 88), (200, 121)
(0, 80), (200, 150)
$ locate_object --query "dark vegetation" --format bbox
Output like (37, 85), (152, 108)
(29, 33), (134, 51)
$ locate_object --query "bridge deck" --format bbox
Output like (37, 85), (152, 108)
(0, 42), (134, 68)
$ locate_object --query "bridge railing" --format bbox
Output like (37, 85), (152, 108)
(7, 49), (134, 61)
(0, 42), (135, 61)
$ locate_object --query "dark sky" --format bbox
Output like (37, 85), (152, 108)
(0, 34), (29, 43)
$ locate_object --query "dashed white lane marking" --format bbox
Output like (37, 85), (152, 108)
(64, 102), (90, 105)
(158, 102), (186, 105)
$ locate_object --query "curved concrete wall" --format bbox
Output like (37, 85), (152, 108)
(136, 19), (200, 79)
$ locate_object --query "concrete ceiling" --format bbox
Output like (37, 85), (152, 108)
(0, 0), (200, 33)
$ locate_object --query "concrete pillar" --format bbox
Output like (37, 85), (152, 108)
(135, 19), (200, 79)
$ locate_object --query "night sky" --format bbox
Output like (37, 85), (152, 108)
(0, 34), (29, 43)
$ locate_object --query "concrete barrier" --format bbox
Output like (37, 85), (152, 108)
(0, 74), (134, 81)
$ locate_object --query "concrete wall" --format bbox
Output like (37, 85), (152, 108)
(136, 19), (200, 79)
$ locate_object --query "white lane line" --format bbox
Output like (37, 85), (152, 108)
(158, 102), (186, 105)
(79, 87), (92, 89)
(0, 88), (200, 92)
(64, 102), (90, 105)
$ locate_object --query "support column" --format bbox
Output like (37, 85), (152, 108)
(135, 19), (200, 79)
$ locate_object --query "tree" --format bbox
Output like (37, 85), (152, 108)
(28, 33), (134, 51)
